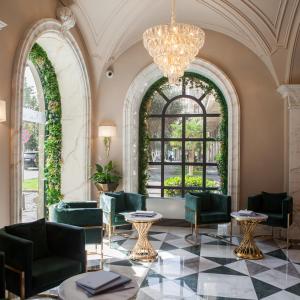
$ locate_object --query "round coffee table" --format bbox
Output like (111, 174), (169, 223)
(125, 212), (162, 261)
(58, 271), (138, 300)
(231, 212), (268, 260)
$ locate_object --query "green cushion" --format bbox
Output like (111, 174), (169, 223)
(32, 256), (81, 290)
(200, 211), (230, 224)
(262, 192), (286, 213)
(5, 218), (48, 260)
(108, 192), (126, 212)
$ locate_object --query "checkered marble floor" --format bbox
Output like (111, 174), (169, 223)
(85, 226), (300, 300)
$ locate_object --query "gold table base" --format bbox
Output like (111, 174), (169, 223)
(129, 221), (158, 261)
(234, 219), (264, 260)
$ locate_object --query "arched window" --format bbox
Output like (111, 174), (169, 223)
(139, 72), (228, 198)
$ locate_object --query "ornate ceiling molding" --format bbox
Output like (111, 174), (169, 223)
(71, 0), (300, 87)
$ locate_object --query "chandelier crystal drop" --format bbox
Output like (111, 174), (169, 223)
(143, 0), (205, 84)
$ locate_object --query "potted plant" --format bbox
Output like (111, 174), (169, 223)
(91, 161), (121, 192)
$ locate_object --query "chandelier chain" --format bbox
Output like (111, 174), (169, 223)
(171, 0), (176, 24)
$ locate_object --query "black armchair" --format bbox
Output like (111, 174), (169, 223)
(0, 219), (86, 299)
(248, 192), (293, 245)
(185, 192), (232, 243)
(0, 252), (4, 300)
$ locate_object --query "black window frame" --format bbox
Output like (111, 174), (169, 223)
(139, 72), (228, 198)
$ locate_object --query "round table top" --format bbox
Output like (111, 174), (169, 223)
(58, 271), (139, 300)
(231, 211), (268, 221)
(124, 212), (163, 223)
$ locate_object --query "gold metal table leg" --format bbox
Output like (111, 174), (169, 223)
(129, 221), (157, 261)
(234, 219), (264, 260)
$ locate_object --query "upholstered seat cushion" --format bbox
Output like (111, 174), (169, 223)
(32, 256), (82, 290)
(113, 211), (132, 224)
(257, 211), (284, 227)
(199, 211), (230, 224)
(5, 219), (48, 260)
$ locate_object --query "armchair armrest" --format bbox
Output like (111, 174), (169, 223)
(216, 194), (231, 215)
(100, 194), (116, 214)
(0, 230), (33, 294)
(65, 201), (98, 208)
(248, 194), (263, 211)
(0, 230), (33, 273)
(126, 193), (146, 211)
(46, 222), (86, 272)
(282, 196), (293, 227)
(185, 193), (200, 211)
(0, 252), (4, 299)
(52, 208), (103, 227)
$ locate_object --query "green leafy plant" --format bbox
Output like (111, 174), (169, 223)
(29, 43), (62, 206)
(164, 176), (218, 197)
(90, 161), (121, 184)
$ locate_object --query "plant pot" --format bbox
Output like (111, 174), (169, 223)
(95, 182), (118, 192)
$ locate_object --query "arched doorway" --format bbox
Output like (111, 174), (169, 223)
(11, 19), (91, 223)
(22, 61), (45, 222)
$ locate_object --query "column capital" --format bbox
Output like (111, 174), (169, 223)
(277, 84), (300, 109)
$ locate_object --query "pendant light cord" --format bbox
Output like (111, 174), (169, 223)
(171, 0), (176, 24)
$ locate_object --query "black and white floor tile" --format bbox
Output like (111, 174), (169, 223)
(89, 226), (300, 300)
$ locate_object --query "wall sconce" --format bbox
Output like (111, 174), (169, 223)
(0, 100), (6, 122)
(98, 125), (116, 157)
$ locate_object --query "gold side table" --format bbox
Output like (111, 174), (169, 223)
(231, 212), (268, 260)
(125, 212), (162, 261)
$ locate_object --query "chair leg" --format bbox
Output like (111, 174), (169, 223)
(287, 213), (290, 248)
(230, 220), (233, 243)
(108, 224), (112, 248)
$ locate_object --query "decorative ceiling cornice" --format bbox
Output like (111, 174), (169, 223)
(70, 0), (300, 87)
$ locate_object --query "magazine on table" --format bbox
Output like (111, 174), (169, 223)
(131, 210), (157, 218)
(76, 272), (132, 296)
(237, 209), (258, 217)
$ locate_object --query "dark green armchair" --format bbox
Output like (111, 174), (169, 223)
(49, 201), (103, 246)
(248, 192), (293, 245)
(0, 252), (4, 300)
(100, 191), (146, 245)
(185, 192), (232, 243)
(0, 219), (85, 300)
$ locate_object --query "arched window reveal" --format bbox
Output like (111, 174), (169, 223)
(139, 72), (228, 198)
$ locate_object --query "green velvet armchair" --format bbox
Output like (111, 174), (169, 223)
(0, 252), (4, 300)
(100, 191), (146, 245)
(49, 201), (103, 246)
(0, 219), (86, 300)
(185, 192), (232, 243)
(248, 192), (293, 245)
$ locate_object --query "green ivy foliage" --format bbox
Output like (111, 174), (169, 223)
(29, 43), (62, 206)
(138, 72), (228, 196)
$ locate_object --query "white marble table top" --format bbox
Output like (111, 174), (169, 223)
(124, 212), (162, 223)
(231, 211), (268, 221)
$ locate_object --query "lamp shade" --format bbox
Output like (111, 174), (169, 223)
(98, 125), (116, 137)
(0, 100), (6, 122)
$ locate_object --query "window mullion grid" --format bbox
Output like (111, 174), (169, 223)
(161, 115), (165, 198)
(182, 116), (186, 197)
(203, 114), (207, 190)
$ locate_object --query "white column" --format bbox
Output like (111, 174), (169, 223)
(278, 85), (300, 213)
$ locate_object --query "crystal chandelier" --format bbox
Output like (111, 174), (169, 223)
(143, 0), (205, 84)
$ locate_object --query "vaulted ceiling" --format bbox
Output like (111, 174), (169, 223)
(70, 0), (300, 86)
